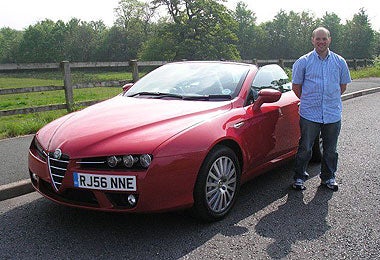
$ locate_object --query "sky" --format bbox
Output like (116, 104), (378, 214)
(0, 0), (379, 31)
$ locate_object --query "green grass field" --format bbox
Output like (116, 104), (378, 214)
(0, 65), (379, 139)
(0, 70), (132, 139)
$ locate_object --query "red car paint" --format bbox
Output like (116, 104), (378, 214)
(28, 61), (300, 215)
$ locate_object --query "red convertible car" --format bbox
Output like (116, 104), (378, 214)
(28, 61), (321, 221)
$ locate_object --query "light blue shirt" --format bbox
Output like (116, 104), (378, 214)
(292, 50), (351, 123)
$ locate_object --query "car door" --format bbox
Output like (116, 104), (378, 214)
(243, 65), (300, 171)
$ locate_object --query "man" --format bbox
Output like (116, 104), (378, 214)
(292, 27), (351, 191)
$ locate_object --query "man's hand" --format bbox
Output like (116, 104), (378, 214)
(292, 83), (302, 98)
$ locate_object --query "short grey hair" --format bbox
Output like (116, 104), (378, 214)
(312, 27), (331, 38)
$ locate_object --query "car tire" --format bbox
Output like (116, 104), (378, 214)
(311, 132), (323, 163)
(192, 145), (241, 222)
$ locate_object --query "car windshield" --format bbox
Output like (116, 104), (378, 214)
(125, 62), (250, 100)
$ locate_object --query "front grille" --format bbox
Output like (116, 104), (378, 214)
(48, 153), (69, 191)
(39, 179), (98, 206)
(78, 157), (107, 169)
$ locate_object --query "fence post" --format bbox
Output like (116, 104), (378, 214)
(61, 61), (74, 112)
(129, 60), (139, 82)
(278, 58), (284, 68)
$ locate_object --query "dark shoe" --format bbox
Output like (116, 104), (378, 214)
(292, 179), (306, 190)
(321, 179), (338, 191)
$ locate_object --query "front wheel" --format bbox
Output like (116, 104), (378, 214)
(192, 145), (241, 222)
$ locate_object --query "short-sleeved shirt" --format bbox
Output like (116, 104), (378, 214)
(292, 50), (351, 124)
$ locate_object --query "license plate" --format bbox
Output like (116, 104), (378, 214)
(73, 172), (136, 191)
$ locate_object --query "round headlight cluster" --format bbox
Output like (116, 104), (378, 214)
(122, 155), (135, 167)
(106, 154), (152, 169)
(107, 156), (120, 167)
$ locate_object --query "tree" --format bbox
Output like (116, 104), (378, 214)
(16, 19), (67, 62)
(113, 0), (156, 60)
(63, 19), (107, 62)
(232, 1), (262, 59)
(1, 3), (379, 64)
(286, 11), (317, 58)
(96, 26), (129, 61)
(148, 0), (240, 60)
(138, 18), (178, 61)
(320, 12), (344, 54)
(342, 8), (374, 58)
(262, 10), (317, 59)
(0, 27), (23, 63)
(372, 31), (380, 57)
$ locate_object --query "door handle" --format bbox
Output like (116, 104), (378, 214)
(234, 122), (244, 128)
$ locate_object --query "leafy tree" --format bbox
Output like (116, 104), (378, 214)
(372, 31), (380, 57)
(263, 10), (317, 59)
(0, 27), (23, 63)
(96, 26), (129, 61)
(63, 19), (107, 62)
(1, 2), (379, 64)
(342, 8), (374, 58)
(16, 19), (67, 62)
(286, 11), (317, 58)
(149, 0), (240, 60)
(232, 1), (261, 59)
(138, 20), (177, 61)
(115, 0), (154, 34)
(262, 11), (290, 59)
(320, 12), (344, 54)
(113, 0), (156, 60)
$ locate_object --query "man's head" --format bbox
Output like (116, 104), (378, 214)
(312, 27), (331, 57)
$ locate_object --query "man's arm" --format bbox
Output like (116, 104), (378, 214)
(340, 84), (347, 94)
(292, 83), (302, 99)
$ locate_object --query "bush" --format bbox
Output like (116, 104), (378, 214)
(373, 55), (380, 68)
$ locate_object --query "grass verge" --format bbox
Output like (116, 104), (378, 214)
(0, 70), (130, 139)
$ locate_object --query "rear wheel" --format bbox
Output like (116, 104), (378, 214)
(192, 145), (241, 222)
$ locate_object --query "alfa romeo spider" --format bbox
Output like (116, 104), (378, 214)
(28, 61), (321, 221)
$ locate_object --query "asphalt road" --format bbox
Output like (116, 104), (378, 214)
(0, 90), (379, 259)
(0, 135), (32, 185)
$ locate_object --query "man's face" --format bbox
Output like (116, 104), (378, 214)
(312, 30), (331, 55)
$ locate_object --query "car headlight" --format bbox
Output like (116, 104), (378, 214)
(103, 154), (153, 169)
(123, 155), (136, 168)
(31, 137), (47, 160)
(139, 154), (152, 168)
(107, 156), (120, 168)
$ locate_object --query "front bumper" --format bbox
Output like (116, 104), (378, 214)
(28, 145), (201, 213)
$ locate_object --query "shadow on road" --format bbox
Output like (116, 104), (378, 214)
(255, 186), (333, 258)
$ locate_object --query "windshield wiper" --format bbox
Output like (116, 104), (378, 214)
(127, 92), (232, 101)
(127, 92), (184, 99)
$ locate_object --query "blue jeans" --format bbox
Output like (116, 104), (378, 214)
(294, 117), (341, 181)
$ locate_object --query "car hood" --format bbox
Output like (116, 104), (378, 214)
(37, 96), (231, 158)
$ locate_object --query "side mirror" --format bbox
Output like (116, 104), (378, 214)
(122, 83), (134, 92)
(253, 89), (281, 111)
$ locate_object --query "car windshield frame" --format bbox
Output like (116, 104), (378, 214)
(124, 62), (250, 101)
